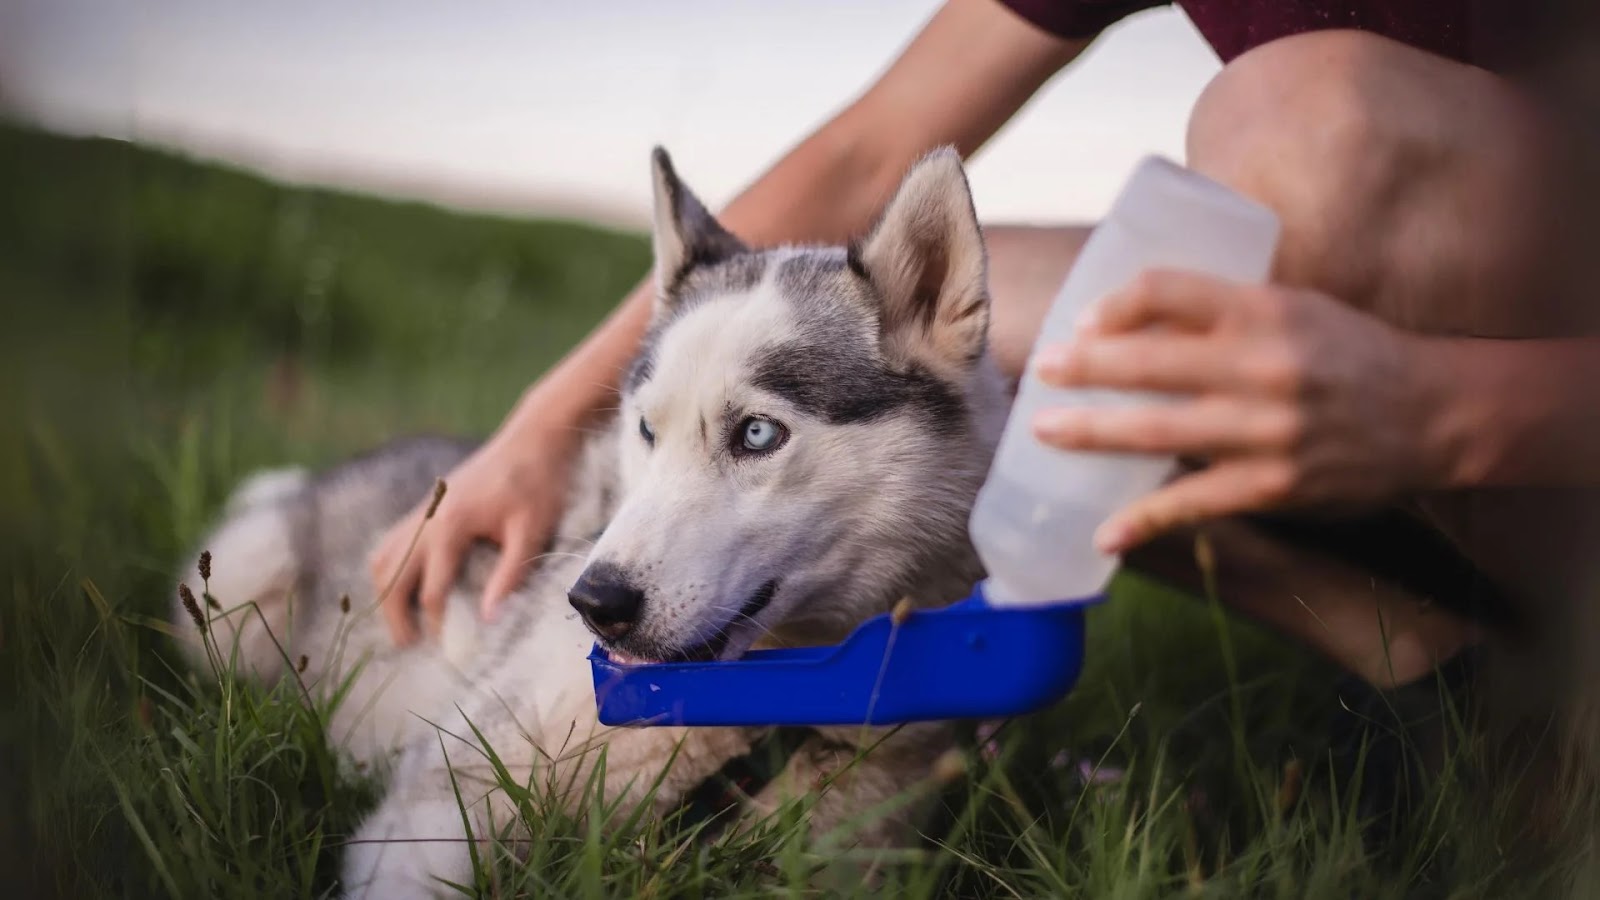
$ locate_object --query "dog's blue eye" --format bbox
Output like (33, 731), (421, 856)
(639, 418), (655, 447)
(738, 417), (786, 454)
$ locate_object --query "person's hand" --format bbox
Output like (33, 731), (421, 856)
(367, 425), (576, 645)
(1030, 269), (1454, 555)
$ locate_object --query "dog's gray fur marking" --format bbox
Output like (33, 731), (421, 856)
(749, 335), (966, 432)
(634, 251), (965, 430)
(762, 251), (965, 428)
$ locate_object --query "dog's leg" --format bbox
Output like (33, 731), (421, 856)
(339, 682), (558, 900)
(747, 723), (954, 885)
(342, 794), (476, 900)
(341, 733), (507, 900)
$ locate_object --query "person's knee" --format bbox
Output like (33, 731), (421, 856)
(1188, 30), (1407, 178)
(1186, 30), (1527, 311)
(1188, 32), (1409, 262)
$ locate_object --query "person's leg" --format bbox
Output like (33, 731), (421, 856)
(1190, 32), (1600, 844)
(1180, 30), (1578, 672)
(1188, 31), (1563, 340)
(982, 225), (1089, 379)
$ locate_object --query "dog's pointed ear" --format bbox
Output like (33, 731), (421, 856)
(650, 147), (746, 313)
(850, 148), (989, 367)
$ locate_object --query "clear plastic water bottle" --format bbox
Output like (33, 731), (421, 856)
(970, 156), (1281, 606)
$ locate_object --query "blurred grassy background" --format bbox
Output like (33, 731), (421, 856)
(0, 121), (1527, 897)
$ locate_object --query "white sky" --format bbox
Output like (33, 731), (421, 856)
(0, 1), (1221, 227)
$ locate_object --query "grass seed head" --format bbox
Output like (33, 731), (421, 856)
(890, 596), (915, 626)
(197, 549), (212, 582)
(1193, 531), (1217, 581)
(425, 478), (447, 519)
(178, 583), (206, 633)
(1276, 757), (1303, 814)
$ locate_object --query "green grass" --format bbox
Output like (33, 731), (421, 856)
(0, 121), (1566, 898)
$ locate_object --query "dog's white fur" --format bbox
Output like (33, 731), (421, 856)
(174, 147), (1007, 898)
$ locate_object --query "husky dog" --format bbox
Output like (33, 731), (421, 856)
(175, 146), (1009, 897)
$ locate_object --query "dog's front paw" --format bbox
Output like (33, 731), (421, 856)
(341, 797), (476, 900)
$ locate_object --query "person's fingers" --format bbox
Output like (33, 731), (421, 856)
(1035, 333), (1266, 395)
(378, 544), (422, 646)
(480, 518), (535, 621)
(367, 520), (406, 591)
(1088, 269), (1235, 335)
(1094, 459), (1293, 554)
(1032, 397), (1296, 457)
(418, 534), (465, 638)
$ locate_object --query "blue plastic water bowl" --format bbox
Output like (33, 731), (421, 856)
(589, 582), (1102, 727)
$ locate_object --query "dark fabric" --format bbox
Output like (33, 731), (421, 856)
(1327, 645), (1482, 846)
(997, 0), (1168, 40)
(1247, 506), (1522, 635)
(995, 0), (1530, 68)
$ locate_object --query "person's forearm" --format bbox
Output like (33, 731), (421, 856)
(1424, 335), (1600, 487)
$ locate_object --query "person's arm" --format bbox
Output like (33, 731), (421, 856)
(1425, 336), (1600, 488)
(372, 0), (1093, 643)
(498, 0), (1090, 462)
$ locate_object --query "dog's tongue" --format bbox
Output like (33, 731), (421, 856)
(607, 646), (745, 665)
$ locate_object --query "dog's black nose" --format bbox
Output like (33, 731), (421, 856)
(567, 566), (645, 641)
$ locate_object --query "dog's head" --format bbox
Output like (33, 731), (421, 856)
(569, 147), (1006, 663)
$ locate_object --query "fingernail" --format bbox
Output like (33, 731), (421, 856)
(1074, 306), (1101, 334)
(1033, 345), (1073, 382)
(1032, 408), (1076, 438)
(1094, 520), (1129, 555)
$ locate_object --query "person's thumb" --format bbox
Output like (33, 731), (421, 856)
(481, 520), (534, 621)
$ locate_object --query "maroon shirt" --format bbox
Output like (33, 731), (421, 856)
(998, 0), (1527, 70)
